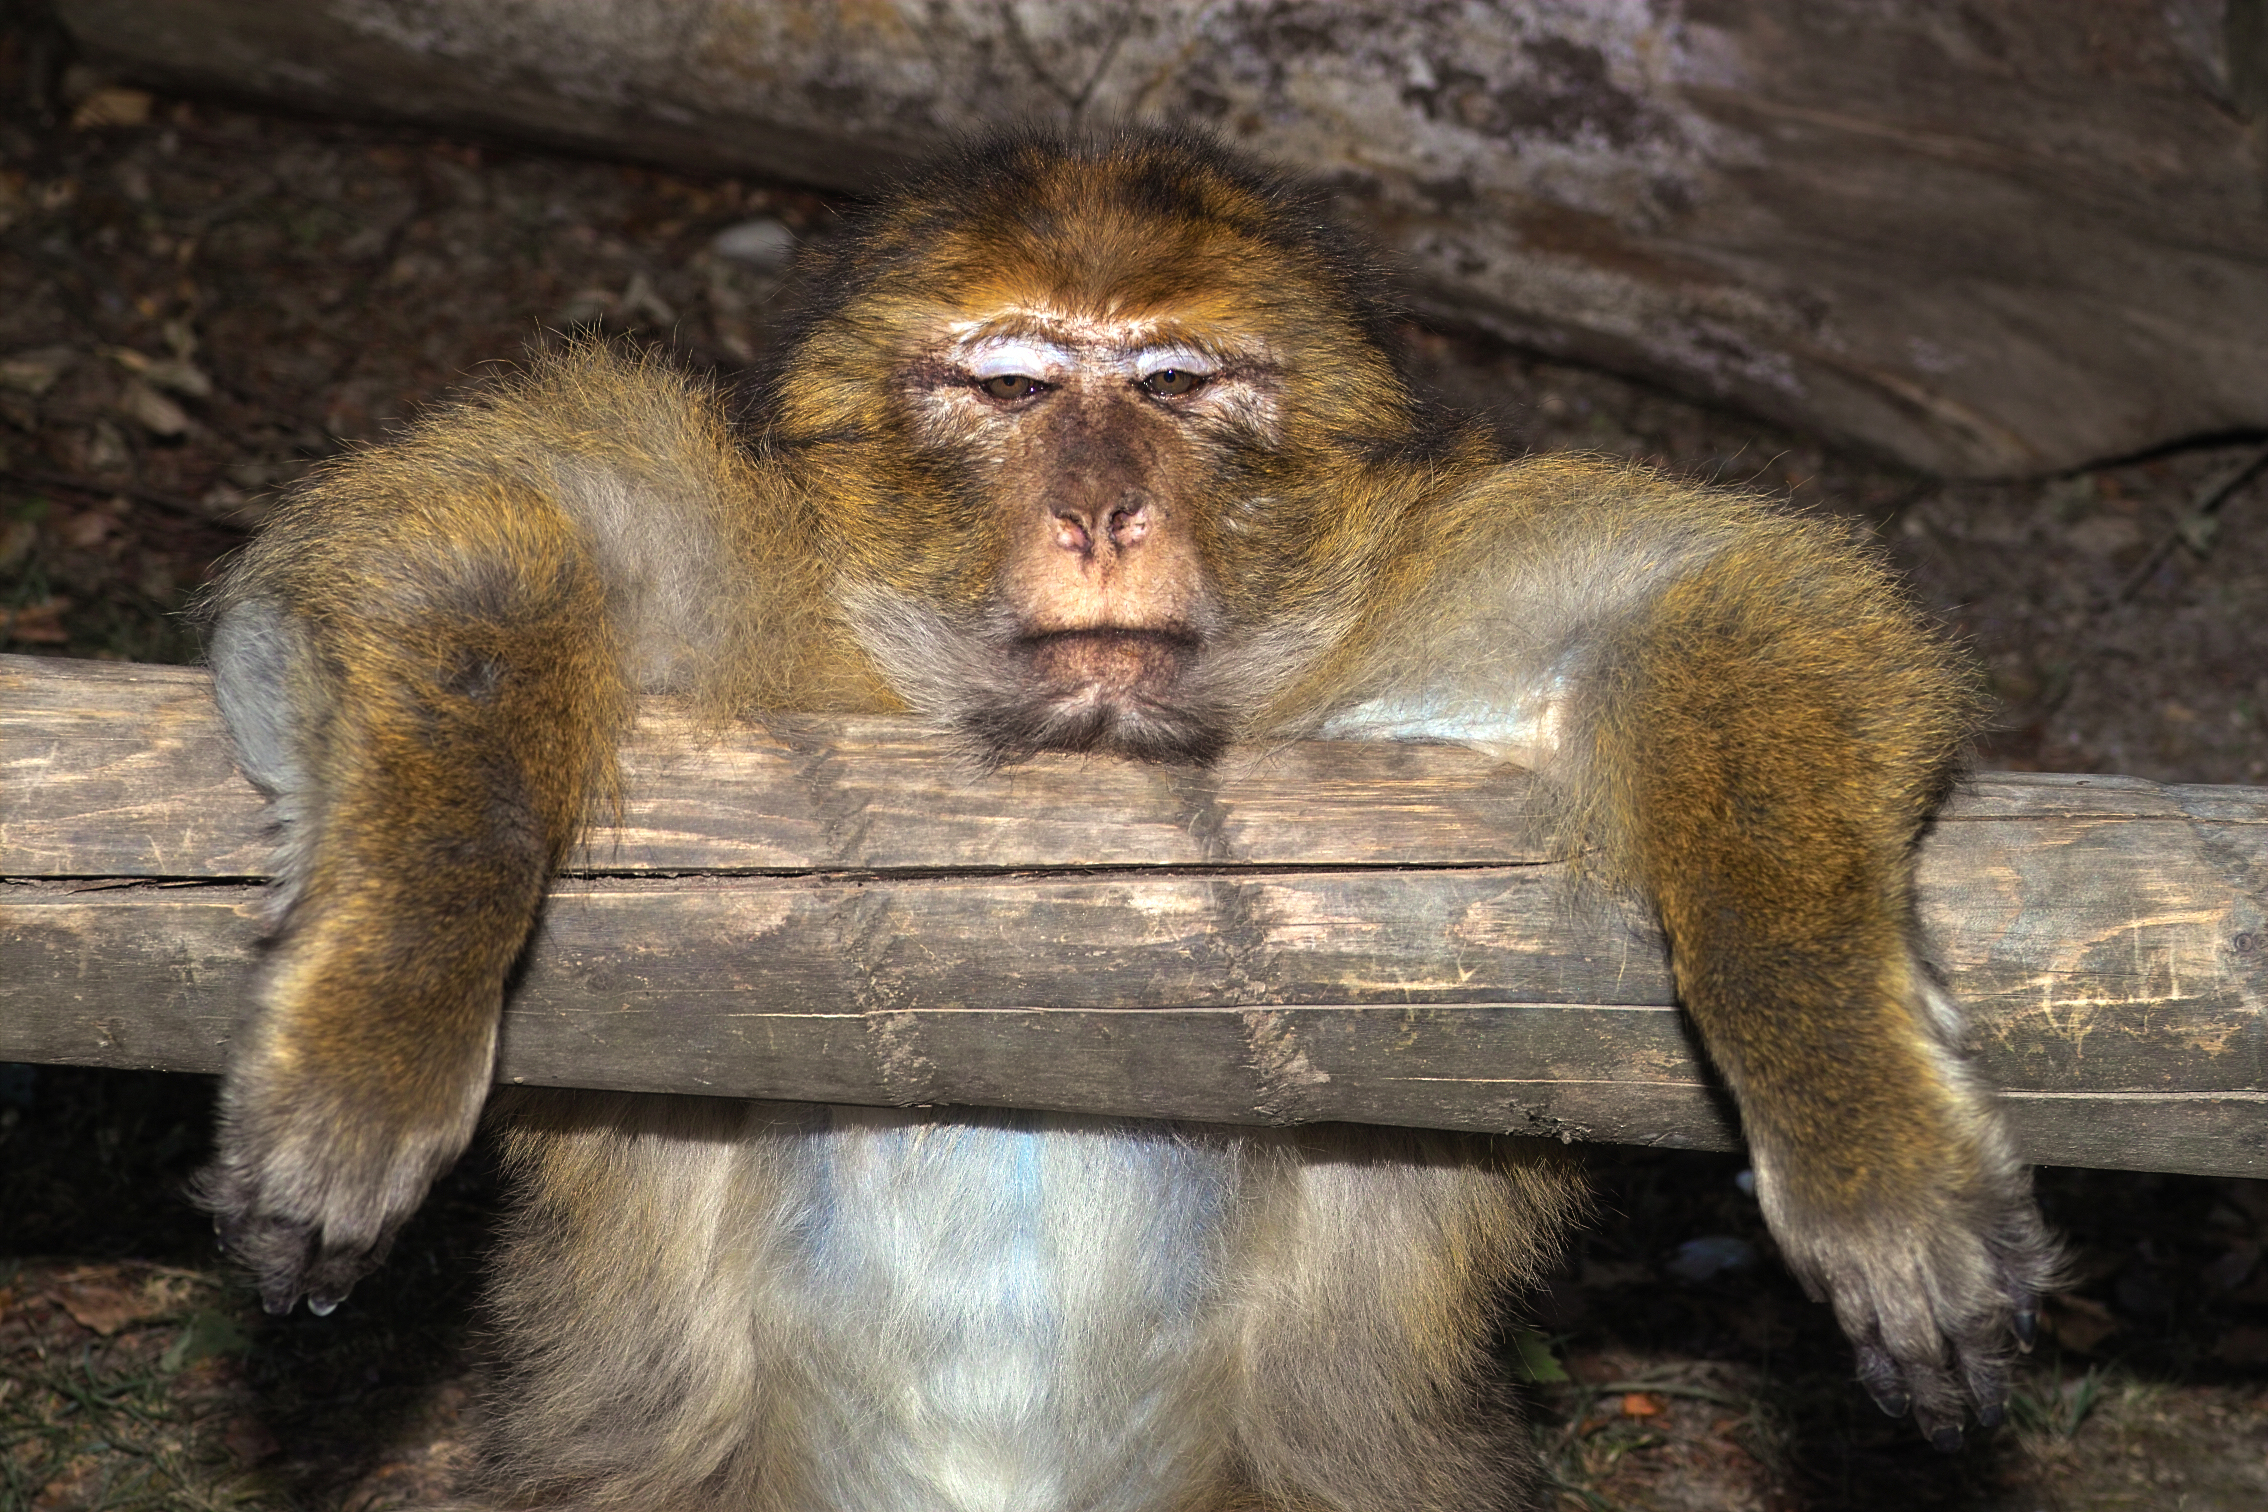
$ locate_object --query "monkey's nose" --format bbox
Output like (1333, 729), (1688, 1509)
(1051, 496), (1152, 556)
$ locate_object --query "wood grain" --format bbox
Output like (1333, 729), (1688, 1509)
(6, 654), (2264, 1176)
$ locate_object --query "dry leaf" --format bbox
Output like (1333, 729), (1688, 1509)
(2042, 1293), (2119, 1353)
(0, 346), (76, 395)
(32, 1454), (103, 1511)
(223, 1415), (281, 1466)
(44, 1263), (198, 1336)
(49, 1268), (152, 1335)
(118, 377), (192, 436)
(3, 596), (73, 643)
(71, 87), (153, 131)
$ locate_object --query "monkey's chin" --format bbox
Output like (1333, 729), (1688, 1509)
(965, 629), (1230, 765)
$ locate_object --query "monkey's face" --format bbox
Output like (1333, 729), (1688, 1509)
(775, 130), (1466, 764)
(864, 306), (1290, 763)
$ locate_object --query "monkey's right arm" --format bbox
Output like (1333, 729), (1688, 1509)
(1329, 457), (2057, 1444)
(200, 351), (751, 1313)
(203, 482), (623, 1313)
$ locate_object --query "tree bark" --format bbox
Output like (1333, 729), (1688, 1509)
(52, 0), (2268, 478)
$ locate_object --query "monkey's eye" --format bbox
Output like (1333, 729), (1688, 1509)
(1139, 369), (1206, 398)
(980, 374), (1048, 402)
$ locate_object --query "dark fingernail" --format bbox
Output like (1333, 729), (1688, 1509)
(309, 1294), (339, 1317)
(1872, 1391), (1909, 1418)
(2013, 1309), (2037, 1347)
(1931, 1425), (1964, 1453)
(1976, 1401), (2005, 1429)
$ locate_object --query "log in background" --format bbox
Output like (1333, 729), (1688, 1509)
(5, 655), (2265, 1177)
(50, 0), (2268, 478)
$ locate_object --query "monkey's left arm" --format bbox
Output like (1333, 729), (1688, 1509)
(1345, 458), (2058, 1446)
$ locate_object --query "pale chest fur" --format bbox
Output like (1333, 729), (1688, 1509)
(778, 1110), (1243, 1512)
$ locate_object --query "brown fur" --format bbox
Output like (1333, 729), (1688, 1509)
(200, 127), (2057, 1508)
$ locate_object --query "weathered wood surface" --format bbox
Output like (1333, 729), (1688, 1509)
(51, 0), (2268, 477)
(5, 655), (2265, 1177)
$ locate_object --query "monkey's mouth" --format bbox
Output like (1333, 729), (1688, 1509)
(1023, 628), (1196, 697)
(965, 628), (1229, 764)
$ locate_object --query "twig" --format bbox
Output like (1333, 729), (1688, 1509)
(2111, 441), (2268, 605)
(997, 0), (1135, 119)
(0, 466), (218, 523)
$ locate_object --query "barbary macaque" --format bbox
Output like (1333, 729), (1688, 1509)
(200, 127), (2057, 1510)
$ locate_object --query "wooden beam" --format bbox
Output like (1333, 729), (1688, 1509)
(5, 654), (2264, 1177)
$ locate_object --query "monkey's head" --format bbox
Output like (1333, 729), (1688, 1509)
(766, 128), (1489, 765)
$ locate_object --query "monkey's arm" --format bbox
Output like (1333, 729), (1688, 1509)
(1355, 459), (2058, 1444)
(201, 479), (626, 1314)
(1605, 548), (2056, 1446)
(198, 352), (769, 1314)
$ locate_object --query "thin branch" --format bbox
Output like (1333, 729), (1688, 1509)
(2112, 442), (2268, 605)
(0, 467), (224, 523)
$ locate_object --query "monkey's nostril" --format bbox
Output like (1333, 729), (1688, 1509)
(1052, 510), (1094, 553)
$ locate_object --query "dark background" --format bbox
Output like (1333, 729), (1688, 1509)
(4, 6), (2265, 1508)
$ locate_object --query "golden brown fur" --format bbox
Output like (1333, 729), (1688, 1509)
(200, 128), (2056, 1509)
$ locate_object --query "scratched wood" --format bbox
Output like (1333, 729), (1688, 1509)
(5, 654), (2265, 1177)
(0, 655), (1562, 874)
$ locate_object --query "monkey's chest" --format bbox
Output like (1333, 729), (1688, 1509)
(779, 1110), (1238, 1510)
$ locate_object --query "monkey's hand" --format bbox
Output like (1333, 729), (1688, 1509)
(199, 908), (513, 1316)
(1751, 1096), (2059, 1450)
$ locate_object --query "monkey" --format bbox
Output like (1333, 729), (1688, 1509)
(197, 127), (2059, 1511)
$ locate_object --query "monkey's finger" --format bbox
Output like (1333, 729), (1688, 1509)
(207, 1203), (311, 1314)
(1857, 1328), (1978, 1450)
(2002, 1275), (2044, 1352)
(1991, 1200), (2064, 1354)
(304, 1277), (353, 1316)
(302, 1231), (392, 1317)
(1958, 1351), (2009, 1427)
(1852, 1337), (1908, 1418)
(1915, 1408), (1965, 1454)
(1954, 1318), (2016, 1427)
(1897, 1345), (1978, 1452)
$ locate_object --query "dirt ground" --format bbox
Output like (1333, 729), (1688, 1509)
(3, 9), (2265, 1511)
